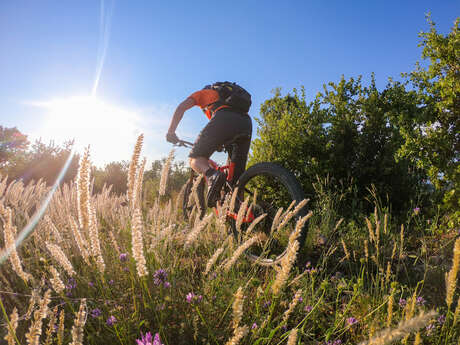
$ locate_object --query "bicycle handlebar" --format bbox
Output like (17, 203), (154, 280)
(174, 139), (194, 148)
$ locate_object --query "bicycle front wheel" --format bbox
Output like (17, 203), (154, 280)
(231, 162), (308, 266)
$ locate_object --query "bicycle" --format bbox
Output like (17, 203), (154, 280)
(175, 138), (308, 266)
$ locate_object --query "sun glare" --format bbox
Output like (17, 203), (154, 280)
(36, 96), (141, 165)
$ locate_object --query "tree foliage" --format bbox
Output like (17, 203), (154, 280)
(0, 126), (29, 169)
(249, 77), (427, 218)
(397, 16), (459, 215)
(250, 17), (459, 222)
(1, 138), (80, 186)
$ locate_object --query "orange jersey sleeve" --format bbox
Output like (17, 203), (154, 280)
(189, 89), (219, 108)
(189, 89), (220, 119)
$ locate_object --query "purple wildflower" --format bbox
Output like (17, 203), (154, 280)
(186, 292), (202, 304)
(136, 332), (164, 345)
(305, 305), (313, 312)
(66, 278), (77, 290)
(437, 314), (445, 324)
(136, 332), (153, 345)
(416, 296), (426, 305)
(109, 279), (114, 285)
(251, 322), (258, 330)
(163, 281), (171, 288)
(305, 261), (311, 268)
(119, 253), (128, 262)
(88, 281), (94, 287)
(426, 323), (435, 335)
(326, 340), (342, 345)
(90, 308), (102, 318)
(306, 265), (318, 274)
(298, 296), (303, 303)
(413, 207), (420, 215)
(153, 333), (164, 345)
(346, 317), (358, 326)
(153, 269), (169, 287)
(399, 298), (407, 307)
(263, 300), (271, 309)
(106, 315), (117, 326)
(123, 267), (130, 272)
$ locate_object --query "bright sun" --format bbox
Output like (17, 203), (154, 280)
(36, 96), (141, 165)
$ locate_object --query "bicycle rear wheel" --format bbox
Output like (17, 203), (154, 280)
(232, 162), (308, 266)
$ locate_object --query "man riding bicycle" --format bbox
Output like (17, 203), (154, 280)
(166, 82), (252, 207)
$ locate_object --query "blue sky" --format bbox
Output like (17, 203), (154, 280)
(0, 1), (458, 166)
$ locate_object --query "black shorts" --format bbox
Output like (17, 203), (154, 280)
(189, 109), (252, 183)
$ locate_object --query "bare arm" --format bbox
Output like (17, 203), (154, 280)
(167, 97), (195, 134)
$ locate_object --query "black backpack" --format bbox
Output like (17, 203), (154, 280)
(204, 81), (252, 114)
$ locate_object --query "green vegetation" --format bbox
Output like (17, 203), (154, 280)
(0, 16), (458, 345)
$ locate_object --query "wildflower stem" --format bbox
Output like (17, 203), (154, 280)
(0, 298), (21, 345)
(194, 306), (219, 345)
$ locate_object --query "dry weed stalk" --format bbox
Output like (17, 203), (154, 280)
(224, 232), (267, 272)
(108, 230), (121, 256)
(243, 213), (267, 238)
(387, 289), (394, 327)
(413, 332), (421, 345)
(287, 329), (298, 345)
(131, 207), (148, 277)
(278, 199), (309, 230)
(70, 298), (87, 345)
(358, 310), (437, 345)
(366, 217), (375, 244)
(270, 207), (284, 233)
(364, 240), (369, 260)
(235, 196), (250, 234)
(225, 326), (248, 345)
(68, 216), (90, 263)
(57, 309), (65, 345)
(184, 213), (213, 248)
(272, 212), (312, 296)
(454, 296), (460, 325)
(204, 247), (225, 275)
(76, 146), (91, 231)
(282, 289), (302, 324)
(175, 183), (187, 216)
(190, 175), (204, 214)
(341, 239), (350, 261)
(25, 289), (39, 320)
(44, 215), (63, 244)
(44, 306), (58, 345)
(46, 242), (76, 276)
(229, 187), (239, 213)
(232, 286), (245, 329)
(89, 205), (105, 273)
(25, 289), (51, 345)
(134, 157), (146, 207)
(391, 241), (397, 261)
(159, 149), (174, 196)
(446, 237), (460, 309)
(0, 204), (32, 282)
(49, 266), (65, 294)
(4, 306), (18, 345)
(399, 225), (405, 259)
(127, 134), (144, 209)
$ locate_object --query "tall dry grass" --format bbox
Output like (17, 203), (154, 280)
(0, 138), (457, 345)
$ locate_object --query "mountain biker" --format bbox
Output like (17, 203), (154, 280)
(166, 82), (252, 207)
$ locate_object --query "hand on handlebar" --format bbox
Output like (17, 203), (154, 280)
(166, 132), (179, 144)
